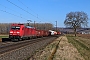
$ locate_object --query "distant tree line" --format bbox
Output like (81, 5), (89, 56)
(27, 23), (53, 30)
(0, 23), (10, 34)
(0, 23), (54, 34)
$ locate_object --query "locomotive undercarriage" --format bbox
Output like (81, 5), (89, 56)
(9, 35), (21, 41)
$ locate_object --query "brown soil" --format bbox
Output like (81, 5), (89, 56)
(77, 34), (90, 39)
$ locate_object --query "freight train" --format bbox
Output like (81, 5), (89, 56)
(9, 23), (61, 41)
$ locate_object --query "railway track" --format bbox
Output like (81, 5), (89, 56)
(0, 36), (58, 54)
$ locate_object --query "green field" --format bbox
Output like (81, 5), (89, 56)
(66, 34), (90, 60)
(0, 35), (9, 38)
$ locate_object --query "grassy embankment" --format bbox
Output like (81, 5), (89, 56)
(0, 35), (9, 42)
(66, 34), (90, 60)
(0, 34), (9, 38)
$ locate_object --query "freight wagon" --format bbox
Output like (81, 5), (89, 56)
(9, 24), (50, 41)
(9, 23), (61, 41)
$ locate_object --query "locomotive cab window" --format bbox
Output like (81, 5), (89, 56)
(11, 26), (20, 30)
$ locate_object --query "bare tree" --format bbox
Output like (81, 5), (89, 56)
(64, 11), (88, 36)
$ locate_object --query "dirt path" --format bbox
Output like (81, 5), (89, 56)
(53, 36), (84, 60)
(29, 36), (85, 60)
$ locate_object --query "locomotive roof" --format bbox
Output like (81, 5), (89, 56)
(11, 23), (24, 26)
(25, 26), (35, 29)
(11, 24), (35, 29)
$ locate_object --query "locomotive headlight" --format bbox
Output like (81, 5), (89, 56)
(17, 32), (20, 34)
(10, 31), (13, 33)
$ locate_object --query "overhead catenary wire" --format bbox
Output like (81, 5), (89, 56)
(0, 4), (27, 19)
(0, 9), (27, 20)
(0, 4), (22, 15)
(0, 0), (45, 23)
(18, 0), (38, 16)
(6, 0), (39, 19)
(18, 0), (40, 19)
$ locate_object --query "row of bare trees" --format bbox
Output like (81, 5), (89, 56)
(0, 23), (10, 34)
(0, 23), (54, 34)
(27, 23), (53, 30)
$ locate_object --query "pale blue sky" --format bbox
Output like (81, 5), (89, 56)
(0, 0), (90, 27)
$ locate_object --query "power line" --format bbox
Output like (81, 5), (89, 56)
(0, 9), (27, 20)
(18, 0), (38, 15)
(0, 4), (20, 14)
(0, 4), (27, 20)
(0, 4), (24, 18)
(6, 0), (38, 19)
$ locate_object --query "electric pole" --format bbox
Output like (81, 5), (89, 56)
(55, 21), (57, 32)
(34, 21), (36, 28)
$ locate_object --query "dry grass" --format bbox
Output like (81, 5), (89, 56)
(66, 34), (90, 39)
(67, 35), (90, 60)
(48, 40), (60, 60)
(53, 36), (84, 60)
(29, 36), (84, 60)
(29, 37), (61, 60)
(77, 34), (90, 39)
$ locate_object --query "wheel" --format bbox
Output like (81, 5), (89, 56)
(11, 39), (19, 42)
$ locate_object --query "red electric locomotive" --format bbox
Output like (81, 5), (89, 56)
(9, 23), (58, 41)
(9, 23), (36, 41)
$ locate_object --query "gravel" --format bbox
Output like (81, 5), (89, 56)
(0, 37), (56, 60)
